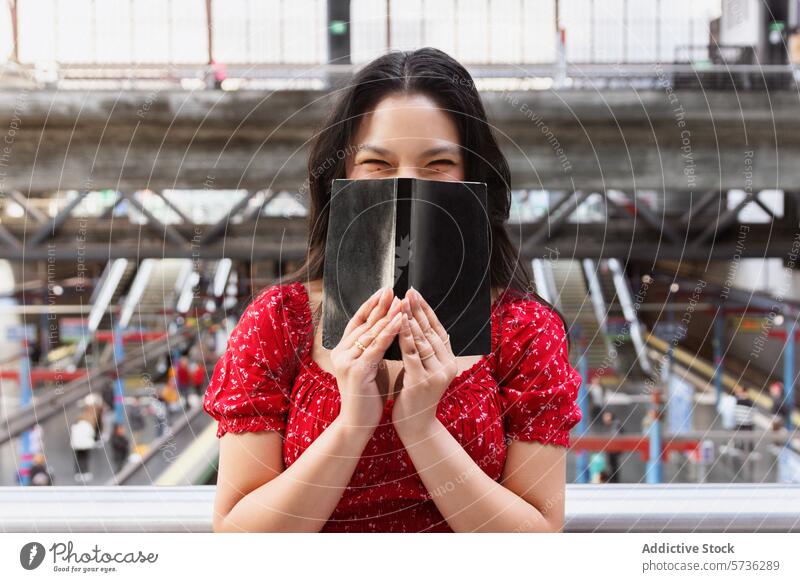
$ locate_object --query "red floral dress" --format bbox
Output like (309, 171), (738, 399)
(203, 280), (582, 532)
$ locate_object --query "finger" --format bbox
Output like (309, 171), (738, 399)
(397, 302), (426, 377)
(342, 287), (393, 343)
(346, 297), (402, 360)
(360, 311), (404, 365)
(342, 297), (400, 363)
(407, 288), (450, 360)
(409, 287), (449, 343)
(341, 286), (388, 339)
(405, 307), (441, 372)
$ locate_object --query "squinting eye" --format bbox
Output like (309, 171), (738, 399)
(428, 159), (454, 166)
(361, 159), (388, 166)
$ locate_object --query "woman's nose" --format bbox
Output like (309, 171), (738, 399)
(395, 166), (423, 179)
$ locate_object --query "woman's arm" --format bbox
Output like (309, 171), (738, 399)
(392, 287), (577, 532)
(214, 419), (374, 533)
(398, 422), (566, 532)
(213, 286), (404, 533)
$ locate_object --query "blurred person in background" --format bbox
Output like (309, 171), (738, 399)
(588, 376), (604, 423)
(188, 360), (207, 408)
(70, 410), (97, 482)
(176, 355), (192, 406)
(110, 423), (131, 473)
(84, 393), (106, 445)
(589, 451), (608, 484)
(29, 453), (54, 486)
(162, 367), (181, 413)
(128, 395), (147, 443)
(151, 391), (171, 438)
(191, 360), (207, 396)
(733, 384), (756, 458)
(769, 381), (792, 431)
(28, 423), (43, 456)
(600, 410), (624, 483)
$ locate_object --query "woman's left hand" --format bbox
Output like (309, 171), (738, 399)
(391, 287), (458, 437)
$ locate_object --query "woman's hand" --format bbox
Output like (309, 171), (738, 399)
(332, 286), (404, 434)
(391, 287), (458, 437)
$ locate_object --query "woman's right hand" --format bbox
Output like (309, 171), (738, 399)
(331, 286), (404, 432)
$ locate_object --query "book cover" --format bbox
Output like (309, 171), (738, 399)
(322, 177), (491, 361)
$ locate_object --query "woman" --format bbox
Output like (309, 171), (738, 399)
(203, 47), (582, 532)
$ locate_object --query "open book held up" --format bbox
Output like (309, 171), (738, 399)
(322, 177), (492, 361)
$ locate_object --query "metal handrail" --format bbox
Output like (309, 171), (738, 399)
(3, 62), (797, 92)
(1, 484), (799, 533)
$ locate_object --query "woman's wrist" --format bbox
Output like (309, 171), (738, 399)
(394, 414), (441, 447)
(329, 414), (378, 444)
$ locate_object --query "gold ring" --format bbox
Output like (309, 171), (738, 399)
(419, 350), (436, 361)
(354, 340), (367, 352)
(443, 335), (450, 345)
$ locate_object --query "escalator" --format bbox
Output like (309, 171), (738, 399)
(548, 260), (614, 376)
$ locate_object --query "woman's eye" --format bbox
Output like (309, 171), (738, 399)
(428, 159), (454, 166)
(361, 159), (388, 166)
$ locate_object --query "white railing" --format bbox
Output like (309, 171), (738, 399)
(2, 484), (799, 533)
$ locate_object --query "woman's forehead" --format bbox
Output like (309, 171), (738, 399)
(351, 93), (461, 153)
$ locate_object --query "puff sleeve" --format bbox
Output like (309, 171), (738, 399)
(202, 284), (299, 438)
(495, 298), (583, 447)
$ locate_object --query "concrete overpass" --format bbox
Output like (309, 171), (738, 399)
(1, 87), (799, 193)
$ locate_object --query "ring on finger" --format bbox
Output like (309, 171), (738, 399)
(419, 350), (436, 361)
(354, 339), (367, 352)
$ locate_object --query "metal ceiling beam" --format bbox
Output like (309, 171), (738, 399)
(615, 191), (682, 245)
(199, 190), (257, 245)
(154, 191), (192, 224)
(522, 191), (593, 255)
(6, 190), (47, 223)
(679, 190), (721, 226)
(0, 223), (22, 250)
(27, 191), (89, 247)
(121, 191), (189, 247)
(694, 193), (755, 246)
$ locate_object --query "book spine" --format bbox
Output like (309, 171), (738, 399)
(385, 178), (412, 360)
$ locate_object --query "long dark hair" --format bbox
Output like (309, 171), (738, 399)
(278, 47), (568, 338)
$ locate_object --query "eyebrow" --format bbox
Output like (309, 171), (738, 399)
(355, 143), (461, 158)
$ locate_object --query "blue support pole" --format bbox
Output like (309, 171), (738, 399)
(646, 298), (675, 484)
(19, 338), (33, 486)
(573, 324), (590, 483)
(646, 410), (663, 484)
(113, 323), (126, 425)
(575, 350), (590, 484)
(713, 308), (724, 407)
(784, 318), (796, 432)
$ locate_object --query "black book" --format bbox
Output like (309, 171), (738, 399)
(322, 177), (492, 361)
